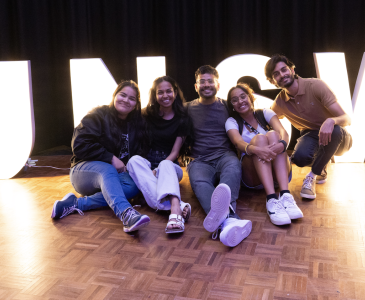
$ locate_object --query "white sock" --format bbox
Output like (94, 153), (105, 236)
(306, 171), (317, 179)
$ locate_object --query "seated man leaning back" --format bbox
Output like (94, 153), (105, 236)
(265, 54), (352, 199)
(185, 65), (252, 247)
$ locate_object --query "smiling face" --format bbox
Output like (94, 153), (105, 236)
(156, 81), (176, 109)
(270, 61), (296, 88)
(195, 73), (220, 99)
(113, 86), (137, 119)
(230, 88), (253, 115)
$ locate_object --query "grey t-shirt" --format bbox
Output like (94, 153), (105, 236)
(187, 98), (233, 161)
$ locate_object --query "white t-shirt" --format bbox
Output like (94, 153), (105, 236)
(225, 108), (277, 157)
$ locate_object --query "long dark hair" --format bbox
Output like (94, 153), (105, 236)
(108, 80), (148, 156)
(227, 83), (256, 124)
(145, 75), (186, 119)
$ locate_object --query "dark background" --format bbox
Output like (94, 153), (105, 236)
(1, 0), (364, 154)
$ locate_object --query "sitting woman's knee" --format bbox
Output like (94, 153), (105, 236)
(266, 130), (280, 141)
(251, 134), (269, 146)
(159, 159), (173, 168)
(127, 155), (151, 170)
(128, 155), (144, 164)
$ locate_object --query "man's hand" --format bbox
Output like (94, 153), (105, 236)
(111, 156), (127, 173)
(319, 118), (335, 146)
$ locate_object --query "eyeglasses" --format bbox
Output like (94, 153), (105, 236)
(230, 93), (248, 105)
(196, 79), (217, 86)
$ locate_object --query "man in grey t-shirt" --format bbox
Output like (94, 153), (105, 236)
(186, 65), (252, 247)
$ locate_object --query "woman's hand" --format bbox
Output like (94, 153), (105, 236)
(268, 142), (285, 155)
(111, 156), (127, 173)
(251, 145), (277, 162)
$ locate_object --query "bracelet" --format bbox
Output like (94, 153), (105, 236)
(278, 140), (287, 153)
(245, 144), (252, 156)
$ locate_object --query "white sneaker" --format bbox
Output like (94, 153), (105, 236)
(203, 183), (231, 232)
(266, 198), (291, 225)
(213, 217), (252, 247)
(280, 193), (303, 219)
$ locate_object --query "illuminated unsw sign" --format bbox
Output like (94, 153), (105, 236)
(1, 52), (364, 179)
(0, 61), (35, 179)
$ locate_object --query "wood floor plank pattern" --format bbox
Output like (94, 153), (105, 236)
(1, 155), (365, 299)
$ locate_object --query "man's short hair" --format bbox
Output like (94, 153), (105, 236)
(195, 65), (219, 81)
(264, 54), (296, 81)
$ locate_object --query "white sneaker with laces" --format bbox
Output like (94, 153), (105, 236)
(212, 217), (252, 247)
(203, 183), (231, 232)
(280, 193), (303, 219)
(266, 198), (291, 225)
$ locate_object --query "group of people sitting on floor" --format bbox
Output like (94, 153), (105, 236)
(51, 54), (352, 248)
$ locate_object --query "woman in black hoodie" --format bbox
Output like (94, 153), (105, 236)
(51, 80), (150, 233)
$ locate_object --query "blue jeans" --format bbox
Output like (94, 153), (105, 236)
(187, 151), (241, 219)
(70, 161), (139, 219)
(291, 125), (352, 175)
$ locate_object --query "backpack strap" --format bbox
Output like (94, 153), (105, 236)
(254, 109), (272, 132)
(235, 109), (272, 136)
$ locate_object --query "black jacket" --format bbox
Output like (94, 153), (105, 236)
(71, 105), (146, 168)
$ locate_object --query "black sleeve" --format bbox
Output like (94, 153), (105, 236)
(177, 116), (190, 137)
(71, 114), (114, 164)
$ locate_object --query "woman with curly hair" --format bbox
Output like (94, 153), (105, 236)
(225, 83), (303, 226)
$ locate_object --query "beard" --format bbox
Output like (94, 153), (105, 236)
(198, 86), (217, 98)
(278, 73), (295, 88)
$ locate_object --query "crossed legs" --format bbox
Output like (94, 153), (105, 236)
(127, 155), (189, 231)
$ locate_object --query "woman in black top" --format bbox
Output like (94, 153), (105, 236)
(127, 76), (191, 234)
(51, 80), (150, 233)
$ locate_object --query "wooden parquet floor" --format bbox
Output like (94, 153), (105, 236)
(1, 155), (365, 300)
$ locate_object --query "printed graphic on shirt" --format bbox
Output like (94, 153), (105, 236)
(119, 133), (129, 160)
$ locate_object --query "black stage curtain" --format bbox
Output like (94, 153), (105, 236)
(1, 0), (364, 153)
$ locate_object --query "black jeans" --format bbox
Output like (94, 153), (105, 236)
(291, 125), (352, 175)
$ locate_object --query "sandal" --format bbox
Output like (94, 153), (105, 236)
(180, 201), (191, 222)
(165, 214), (185, 234)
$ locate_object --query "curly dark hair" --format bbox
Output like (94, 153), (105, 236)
(145, 75), (186, 120)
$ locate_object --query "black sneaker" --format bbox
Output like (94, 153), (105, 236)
(51, 193), (84, 219)
(121, 207), (150, 232)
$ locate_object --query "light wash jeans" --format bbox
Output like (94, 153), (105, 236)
(70, 161), (139, 219)
(127, 155), (183, 211)
(187, 151), (241, 219)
